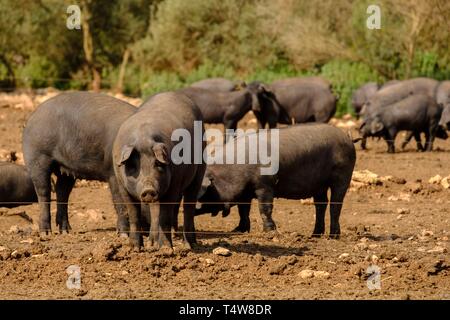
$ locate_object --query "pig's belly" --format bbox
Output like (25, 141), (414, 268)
(273, 172), (329, 199)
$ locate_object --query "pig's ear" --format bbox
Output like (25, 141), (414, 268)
(370, 121), (384, 134)
(260, 84), (272, 94)
(153, 143), (169, 164)
(119, 145), (134, 167)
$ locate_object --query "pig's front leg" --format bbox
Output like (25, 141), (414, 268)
(149, 203), (174, 248)
(118, 186), (143, 248)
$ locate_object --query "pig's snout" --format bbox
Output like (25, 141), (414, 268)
(140, 188), (158, 203)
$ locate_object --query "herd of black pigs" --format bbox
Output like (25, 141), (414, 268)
(1, 77), (449, 251)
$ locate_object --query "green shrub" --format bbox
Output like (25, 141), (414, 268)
(16, 56), (59, 88)
(184, 60), (237, 85)
(140, 71), (185, 98)
(320, 60), (380, 116)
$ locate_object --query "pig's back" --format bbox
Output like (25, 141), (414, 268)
(23, 92), (136, 179)
(275, 124), (355, 198)
(138, 92), (203, 130)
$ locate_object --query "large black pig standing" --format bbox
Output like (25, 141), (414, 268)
(196, 124), (356, 238)
(22, 92), (136, 235)
(113, 92), (206, 248)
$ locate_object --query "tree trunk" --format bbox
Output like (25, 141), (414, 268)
(81, 0), (101, 92)
(406, 39), (416, 79)
(115, 48), (130, 94)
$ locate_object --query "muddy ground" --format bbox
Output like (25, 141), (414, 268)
(0, 93), (449, 300)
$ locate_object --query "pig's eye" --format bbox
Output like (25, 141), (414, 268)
(124, 150), (140, 178)
(155, 160), (166, 170)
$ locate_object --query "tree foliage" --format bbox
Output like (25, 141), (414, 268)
(0, 0), (449, 113)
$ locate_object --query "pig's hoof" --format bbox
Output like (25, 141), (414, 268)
(328, 234), (340, 240)
(129, 237), (144, 249)
(262, 224), (276, 232)
(131, 246), (142, 253)
(172, 231), (183, 240)
(39, 230), (52, 238)
(310, 233), (324, 238)
(232, 226), (250, 233)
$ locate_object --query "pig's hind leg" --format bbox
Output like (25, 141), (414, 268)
(55, 173), (75, 233)
(311, 191), (328, 237)
(28, 156), (53, 235)
(329, 181), (351, 239)
(255, 188), (276, 232)
(181, 168), (206, 248)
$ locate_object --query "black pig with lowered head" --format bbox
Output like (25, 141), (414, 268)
(196, 124), (356, 238)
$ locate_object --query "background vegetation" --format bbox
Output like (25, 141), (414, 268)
(0, 0), (449, 115)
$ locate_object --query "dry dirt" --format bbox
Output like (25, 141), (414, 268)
(0, 92), (449, 300)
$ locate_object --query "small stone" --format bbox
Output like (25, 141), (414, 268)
(269, 262), (287, 275)
(427, 246), (447, 254)
(381, 176), (406, 184)
(428, 175), (442, 184)
(354, 242), (368, 250)
(441, 177), (450, 189)
(421, 230), (434, 237)
(397, 208), (410, 215)
(352, 170), (381, 185)
(0, 246), (7, 252)
(298, 269), (314, 279)
(339, 253), (350, 259)
(371, 255), (379, 263)
(313, 271), (331, 279)
(213, 247), (231, 257)
(286, 255), (298, 265)
(205, 258), (215, 266)
(10, 250), (21, 259)
(368, 244), (378, 250)
(396, 215), (403, 220)
(20, 238), (34, 244)
(120, 270), (129, 276)
(8, 225), (20, 234)
(404, 182), (422, 194)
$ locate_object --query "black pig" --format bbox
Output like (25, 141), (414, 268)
(113, 92), (206, 248)
(22, 92), (136, 234)
(196, 124), (356, 238)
